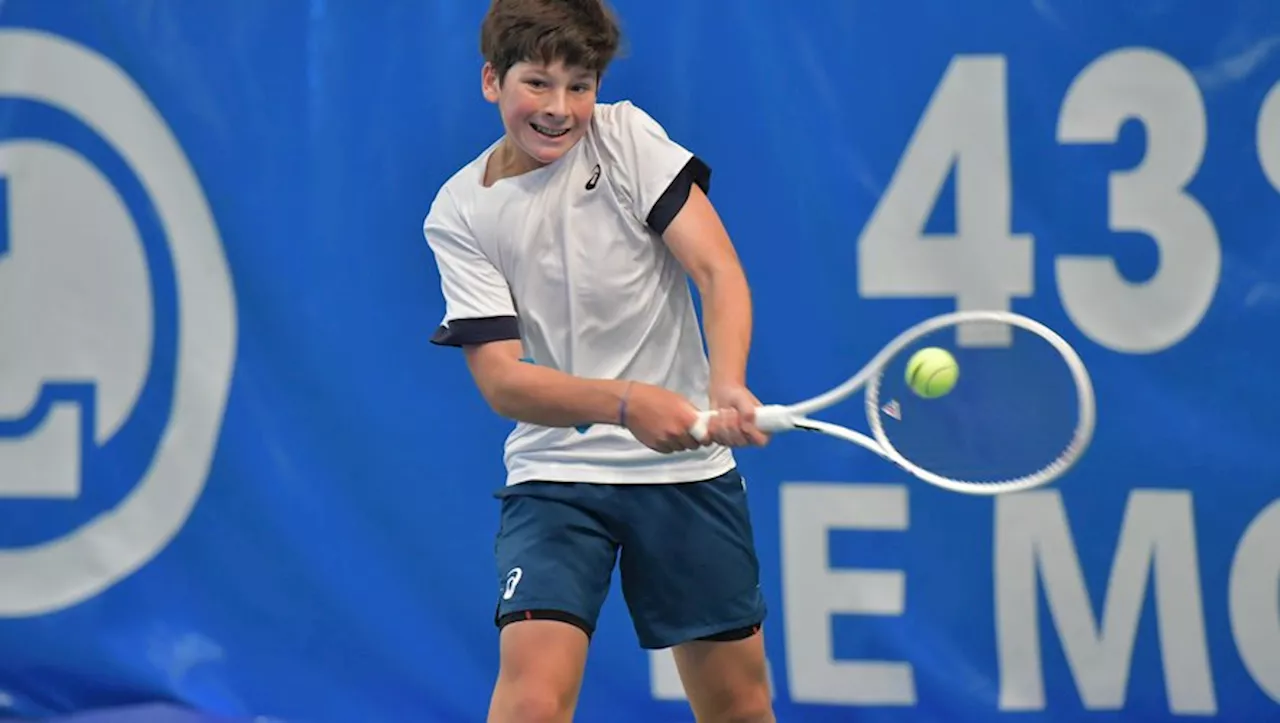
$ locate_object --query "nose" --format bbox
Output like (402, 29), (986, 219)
(543, 89), (569, 118)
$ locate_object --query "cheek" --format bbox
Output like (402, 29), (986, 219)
(572, 100), (596, 126)
(502, 95), (542, 124)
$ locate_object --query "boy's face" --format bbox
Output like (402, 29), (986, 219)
(483, 59), (598, 168)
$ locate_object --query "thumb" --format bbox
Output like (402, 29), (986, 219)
(730, 393), (758, 421)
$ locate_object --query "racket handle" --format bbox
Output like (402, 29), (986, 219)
(690, 412), (714, 442)
(689, 405), (796, 442)
(755, 404), (797, 431)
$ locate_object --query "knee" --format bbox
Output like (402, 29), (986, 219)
(702, 683), (774, 723)
(491, 658), (580, 723)
(491, 682), (576, 723)
(728, 691), (775, 723)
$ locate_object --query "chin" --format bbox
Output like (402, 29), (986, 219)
(519, 131), (580, 165)
(527, 146), (571, 167)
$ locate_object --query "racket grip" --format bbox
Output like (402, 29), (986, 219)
(689, 405), (795, 442)
(754, 404), (797, 432)
(690, 411), (714, 442)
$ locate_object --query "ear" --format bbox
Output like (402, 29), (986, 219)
(481, 62), (502, 103)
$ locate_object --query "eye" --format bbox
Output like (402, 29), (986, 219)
(524, 78), (548, 89)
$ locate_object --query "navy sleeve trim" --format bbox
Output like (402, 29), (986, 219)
(646, 156), (712, 235)
(430, 316), (520, 347)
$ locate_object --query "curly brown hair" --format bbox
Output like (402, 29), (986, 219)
(480, 0), (623, 82)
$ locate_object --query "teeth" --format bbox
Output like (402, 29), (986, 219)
(532, 123), (569, 137)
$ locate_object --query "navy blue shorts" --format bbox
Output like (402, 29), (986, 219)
(492, 468), (767, 650)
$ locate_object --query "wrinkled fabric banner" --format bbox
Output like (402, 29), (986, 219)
(0, 1), (1277, 721)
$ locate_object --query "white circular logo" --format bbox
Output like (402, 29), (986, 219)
(0, 30), (237, 615)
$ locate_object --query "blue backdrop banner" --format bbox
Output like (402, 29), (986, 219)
(0, 1), (1278, 721)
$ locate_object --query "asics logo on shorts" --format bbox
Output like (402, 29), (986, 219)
(502, 567), (523, 600)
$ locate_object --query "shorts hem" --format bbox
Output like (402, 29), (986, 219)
(497, 599), (594, 624)
(497, 607), (595, 639)
(638, 612), (767, 651)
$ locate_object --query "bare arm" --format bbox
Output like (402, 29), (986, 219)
(463, 340), (630, 427)
(462, 339), (706, 453)
(660, 183), (768, 446)
(661, 183), (753, 389)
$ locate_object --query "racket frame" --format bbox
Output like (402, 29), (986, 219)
(691, 310), (1096, 495)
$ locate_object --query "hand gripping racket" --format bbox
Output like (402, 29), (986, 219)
(690, 310), (1096, 495)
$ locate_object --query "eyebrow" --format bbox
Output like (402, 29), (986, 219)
(522, 65), (596, 81)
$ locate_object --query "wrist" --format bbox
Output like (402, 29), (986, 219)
(617, 381), (636, 426)
(709, 376), (746, 395)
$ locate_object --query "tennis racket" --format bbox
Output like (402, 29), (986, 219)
(690, 310), (1096, 495)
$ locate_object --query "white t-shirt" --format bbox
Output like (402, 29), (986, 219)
(424, 100), (736, 485)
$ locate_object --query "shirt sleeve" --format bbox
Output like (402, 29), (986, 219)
(423, 187), (520, 347)
(595, 101), (711, 235)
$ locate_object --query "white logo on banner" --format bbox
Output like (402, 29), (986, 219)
(0, 30), (237, 616)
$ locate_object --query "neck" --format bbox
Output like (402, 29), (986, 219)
(488, 139), (545, 182)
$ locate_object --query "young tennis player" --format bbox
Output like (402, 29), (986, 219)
(424, 1), (776, 720)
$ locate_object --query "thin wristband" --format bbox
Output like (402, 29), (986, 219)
(618, 381), (634, 426)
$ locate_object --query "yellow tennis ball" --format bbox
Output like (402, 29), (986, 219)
(905, 347), (959, 398)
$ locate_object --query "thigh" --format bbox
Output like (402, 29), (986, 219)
(494, 483), (619, 641)
(490, 620), (591, 723)
(615, 469), (767, 650)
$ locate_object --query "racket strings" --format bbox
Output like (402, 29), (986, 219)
(863, 322), (1093, 495)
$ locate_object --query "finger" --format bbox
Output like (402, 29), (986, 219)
(706, 412), (727, 444)
(738, 417), (766, 446)
(711, 409), (747, 447)
(725, 410), (750, 447)
(723, 428), (748, 448)
(651, 437), (676, 454)
(665, 433), (698, 452)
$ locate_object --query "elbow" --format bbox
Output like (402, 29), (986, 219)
(463, 343), (525, 420)
(476, 375), (518, 419)
(693, 262), (749, 300)
(487, 392), (520, 420)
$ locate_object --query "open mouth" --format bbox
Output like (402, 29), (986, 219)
(531, 123), (570, 139)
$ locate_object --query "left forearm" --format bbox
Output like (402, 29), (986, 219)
(699, 268), (753, 388)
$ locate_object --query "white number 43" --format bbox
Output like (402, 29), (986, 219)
(858, 49), (1224, 353)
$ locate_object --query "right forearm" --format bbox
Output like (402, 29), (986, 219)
(485, 362), (631, 428)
